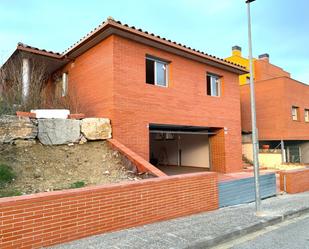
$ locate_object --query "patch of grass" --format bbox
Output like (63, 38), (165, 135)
(69, 181), (85, 189)
(0, 164), (16, 187)
(0, 189), (22, 198)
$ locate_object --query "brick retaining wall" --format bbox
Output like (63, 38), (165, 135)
(0, 172), (218, 249)
(279, 168), (309, 194)
(108, 139), (166, 177)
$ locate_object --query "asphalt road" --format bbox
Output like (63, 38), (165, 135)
(229, 215), (309, 249)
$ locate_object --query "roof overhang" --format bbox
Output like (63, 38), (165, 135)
(64, 20), (248, 75)
(2, 45), (66, 74)
(2, 18), (249, 76)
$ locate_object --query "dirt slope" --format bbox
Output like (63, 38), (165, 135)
(0, 141), (144, 195)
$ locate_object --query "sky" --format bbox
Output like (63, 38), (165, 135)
(0, 0), (308, 83)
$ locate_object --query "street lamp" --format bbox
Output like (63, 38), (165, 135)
(246, 0), (261, 213)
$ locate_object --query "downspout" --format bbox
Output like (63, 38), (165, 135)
(22, 57), (30, 102)
(281, 140), (286, 163)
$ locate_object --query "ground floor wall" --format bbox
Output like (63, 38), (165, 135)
(242, 143), (282, 168)
(299, 142), (309, 164)
(112, 118), (242, 173)
(243, 139), (309, 165)
(242, 143), (253, 162)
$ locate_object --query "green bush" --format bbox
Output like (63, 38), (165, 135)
(0, 164), (16, 187)
(0, 189), (22, 198)
(0, 100), (16, 115)
(69, 181), (85, 189)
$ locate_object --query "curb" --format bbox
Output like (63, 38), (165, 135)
(187, 206), (309, 249)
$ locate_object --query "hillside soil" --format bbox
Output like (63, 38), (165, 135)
(0, 141), (148, 197)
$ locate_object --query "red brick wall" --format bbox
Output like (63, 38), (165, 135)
(279, 168), (309, 194)
(254, 59), (290, 81)
(209, 128), (226, 173)
(51, 36), (115, 119)
(0, 172), (218, 249)
(241, 77), (309, 140)
(240, 78), (286, 136)
(53, 34), (243, 173)
(112, 35), (242, 173)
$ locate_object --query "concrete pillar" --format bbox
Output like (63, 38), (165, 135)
(22, 57), (30, 102)
(281, 140), (286, 163)
(62, 72), (68, 97)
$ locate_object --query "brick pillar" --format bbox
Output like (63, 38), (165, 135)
(209, 128), (226, 173)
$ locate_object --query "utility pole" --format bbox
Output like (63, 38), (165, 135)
(246, 0), (261, 213)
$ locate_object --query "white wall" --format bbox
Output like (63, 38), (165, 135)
(242, 143), (253, 161)
(180, 134), (209, 168)
(150, 133), (210, 168)
(259, 153), (282, 168)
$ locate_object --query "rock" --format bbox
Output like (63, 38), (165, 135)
(79, 135), (87, 145)
(103, 170), (110, 175)
(81, 118), (112, 140)
(38, 119), (80, 145)
(0, 115), (38, 143)
(14, 139), (36, 147)
(33, 169), (42, 178)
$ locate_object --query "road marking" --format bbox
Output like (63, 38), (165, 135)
(212, 213), (309, 249)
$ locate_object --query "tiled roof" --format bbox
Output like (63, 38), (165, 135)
(15, 17), (246, 71)
(17, 42), (61, 57)
(62, 17), (246, 70)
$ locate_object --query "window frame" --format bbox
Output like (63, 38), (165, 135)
(291, 106), (299, 121)
(305, 109), (309, 122)
(145, 56), (169, 87)
(206, 73), (221, 97)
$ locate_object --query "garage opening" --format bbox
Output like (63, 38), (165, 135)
(149, 124), (215, 175)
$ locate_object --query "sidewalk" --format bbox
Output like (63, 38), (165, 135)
(48, 192), (309, 249)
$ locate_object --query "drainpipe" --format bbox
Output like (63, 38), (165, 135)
(22, 57), (30, 102)
(281, 140), (286, 163)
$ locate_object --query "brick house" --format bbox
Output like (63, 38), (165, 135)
(2, 18), (247, 173)
(226, 46), (309, 164)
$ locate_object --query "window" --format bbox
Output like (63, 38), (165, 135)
(146, 56), (168, 87)
(207, 73), (221, 96)
(305, 109), (309, 122)
(291, 106), (299, 121)
(62, 72), (68, 97)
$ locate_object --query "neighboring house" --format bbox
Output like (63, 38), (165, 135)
(2, 17), (248, 173)
(226, 46), (309, 164)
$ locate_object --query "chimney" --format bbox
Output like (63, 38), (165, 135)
(232, 45), (242, 56)
(258, 53), (269, 62)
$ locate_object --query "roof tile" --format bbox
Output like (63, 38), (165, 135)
(17, 17), (246, 70)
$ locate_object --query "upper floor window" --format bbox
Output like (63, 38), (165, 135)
(146, 56), (168, 87)
(292, 106), (299, 121)
(207, 73), (221, 97)
(305, 109), (309, 122)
